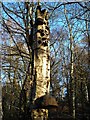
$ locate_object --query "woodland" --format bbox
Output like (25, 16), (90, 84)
(1, 1), (90, 120)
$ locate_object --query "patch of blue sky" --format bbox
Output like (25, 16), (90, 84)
(54, 7), (85, 45)
(1, 0), (87, 2)
(2, 2), (25, 29)
(1, 73), (7, 85)
(49, 1), (88, 60)
(1, 2), (26, 48)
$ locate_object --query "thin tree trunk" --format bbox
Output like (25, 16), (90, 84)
(85, 9), (90, 103)
(0, 82), (3, 120)
(64, 5), (75, 119)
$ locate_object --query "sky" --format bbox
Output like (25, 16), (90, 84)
(0, 0), (88, 2)
(1, 1), (89, 95)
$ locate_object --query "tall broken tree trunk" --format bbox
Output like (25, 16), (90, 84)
(31, 5), (50, 120)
